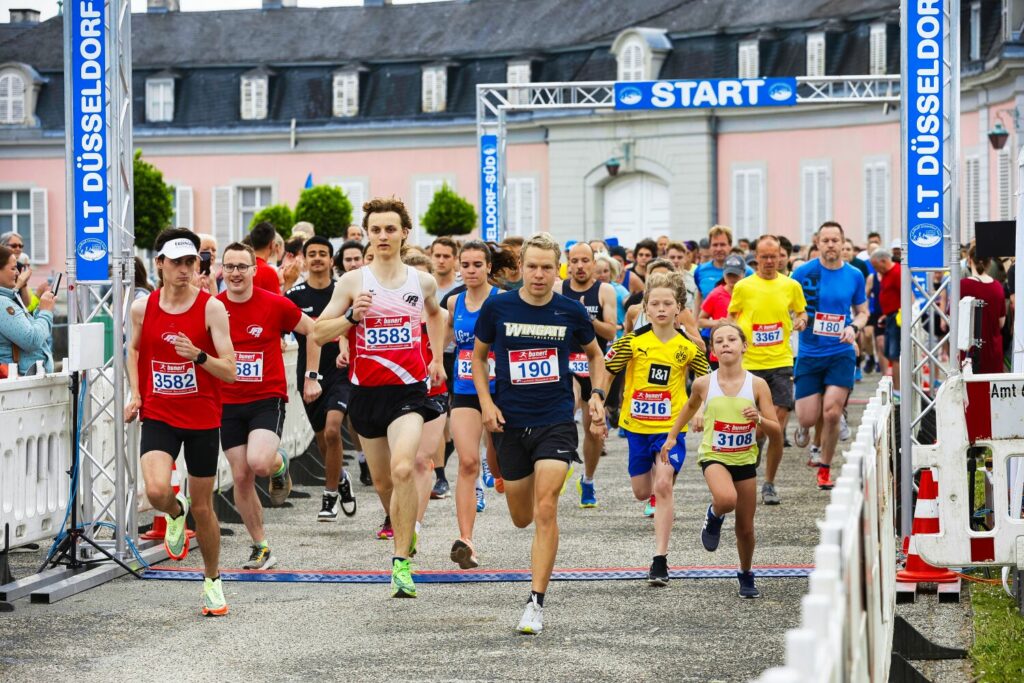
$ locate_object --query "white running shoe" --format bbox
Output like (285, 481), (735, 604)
(806, 445), (822, 467)
(839, 414), (851, 441)
(793, 425), (810, 449)
(517, 595), (544, 634)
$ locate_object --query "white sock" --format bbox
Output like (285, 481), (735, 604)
(583, 476), (594, 485)
(415, 521), (421, 534)
(357, 452), (366, 463)
(324, 489), (337, 496)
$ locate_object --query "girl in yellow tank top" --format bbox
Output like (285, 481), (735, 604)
(660, 321), (782, 598)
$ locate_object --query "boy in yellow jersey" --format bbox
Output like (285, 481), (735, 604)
(727, 234), (807, 506)
(661, 321), (781, 598)
(597, 273), (710, 586)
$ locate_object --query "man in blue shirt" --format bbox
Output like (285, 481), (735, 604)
(693, 225), (753, 341)
(791, 222), (868, 491)
(473, 233), (607, 636)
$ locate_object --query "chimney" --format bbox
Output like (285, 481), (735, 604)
(9, 9), (41, 23)
(263, 0), (298, 8)
(146, 0), (181, 12)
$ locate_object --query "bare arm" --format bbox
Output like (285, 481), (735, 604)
(419, 272), (447, 387)
(473, 338), (503, 432)
(583, 337), (607, 434)
(124, 297), (147, 422)
(202, 298), (237, 383)
(312, 270), (363, 346)
(677, 309), (705, 353)
(624, 304), (639, 334)
(592, 283), (618, 341)
(292, 314), (323, 403)
(840, 301), (869, 345)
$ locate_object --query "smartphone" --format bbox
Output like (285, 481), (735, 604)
(199, 251), (212, 276)
(52, 273), (62, 297)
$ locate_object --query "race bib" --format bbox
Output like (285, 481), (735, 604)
(457, 348), (496, 381)
(812, 312), (845, 338)
(235, 351), (264, 382)
(151, 360), (198, 396)
(508, 348), (559, 385)
(751, 322), (783, 347)
(568, 352), (589, 378)
(711, 420), (756, 453)
(630, 390), (672, 422)
(363, 315), (413, 350)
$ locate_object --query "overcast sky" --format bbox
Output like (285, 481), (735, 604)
(3, 0), (434, 22)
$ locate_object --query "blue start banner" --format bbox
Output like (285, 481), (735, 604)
(480, 135), (499, 241)
(614, 78), (798, 110)
(904, 1), (945, 269)
(70, 0), (109, 280)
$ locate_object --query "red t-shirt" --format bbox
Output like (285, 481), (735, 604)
(217, 287), (302, 403)
(254, 257), (282, 295)
(960, 277), (1007, 374)
(879, 262), (901, 315)
(701, 284), (733, 362)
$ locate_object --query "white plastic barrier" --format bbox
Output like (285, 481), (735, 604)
(0, 372), (73, 549)
(755, 378), (897, 683)
(0, 343), (315, 546)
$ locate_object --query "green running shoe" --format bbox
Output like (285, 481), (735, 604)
(201, 576), (228, 617)
(408, 530), (418, 559)
(390, 558), (416, 598)
(164, 493), (189, 561)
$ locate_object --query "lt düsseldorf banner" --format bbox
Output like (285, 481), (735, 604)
(904, 1), (945, 269)
(614, 78), (797, 110)
(69, 0), (110, 280)
(480, 135), (499, 241)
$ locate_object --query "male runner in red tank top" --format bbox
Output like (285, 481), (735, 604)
(217, 242), (322, 571)
(314, 197), (446, 599)
(125, 228), (236, 616)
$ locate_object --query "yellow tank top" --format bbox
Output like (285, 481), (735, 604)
(698, 370), (759, 466)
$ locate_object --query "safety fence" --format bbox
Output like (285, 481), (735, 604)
(0, 343), (314, 551)
(755, 378), (897, 682)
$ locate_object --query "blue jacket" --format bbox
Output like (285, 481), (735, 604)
(0, 286), (53, 375)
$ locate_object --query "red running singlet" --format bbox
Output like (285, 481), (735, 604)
(138, 289), (222, 430)
(348, 265), (427, 387)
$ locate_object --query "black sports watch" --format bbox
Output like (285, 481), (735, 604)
(345, 307), (360, 325)
(591, 388), (607, 401)
(195, 351), (208, 365)
(305, 371), (324, 380)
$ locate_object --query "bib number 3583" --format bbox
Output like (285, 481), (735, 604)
(751, 322), (783, 347)
(509, 348), (559, 385)
(235, 351), (264, 382)
(363, 315), (413, 350)
(152, 360), (198, 395)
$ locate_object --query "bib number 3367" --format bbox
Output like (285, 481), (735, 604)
(751, 322), (783, 347)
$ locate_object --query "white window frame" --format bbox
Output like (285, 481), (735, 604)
(237, 184), (273, 236)
(0, 71), (26, 125)
(507, 61), (531, 106)
(971, 2), (983, 60)
(328, 179), (368, 226)
(964, 155), (982, 233)
(869, 23), (888, 75)
(806, 32), (826, 77)
(862, 158), (890, 243)
(731, 165), (766, 241)
(998, 147), (1014, 220)
(800, 160), (832, 242)
(332, 71), (359, 118)
(738, 40), (759, 79)
(240, 75), (268, 121)
(422, 66), (447, 114)
(171, 184), (193, 230)
(0, 187), (46, 264)
(146, 78), (174, 122)
(618, 38), (647, 82)
(506, 176), (538, 237)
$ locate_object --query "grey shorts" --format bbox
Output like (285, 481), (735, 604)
(750, 366), (794, 411)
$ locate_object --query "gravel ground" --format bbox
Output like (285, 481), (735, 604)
(1, 375), (972, 682)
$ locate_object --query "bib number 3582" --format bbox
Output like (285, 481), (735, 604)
(152, 360), (198, 395)
(509, 348), (559, 385)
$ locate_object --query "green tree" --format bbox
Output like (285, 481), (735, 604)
(422, 183), (477, 237)
(250, 203), (294, 238)
(132, 149), (174, 251)
(293, 185), (352, 239)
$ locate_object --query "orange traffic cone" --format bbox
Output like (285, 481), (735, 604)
(897, 468), (958, 583)
(921, 365), (931, 391)
(140, 461), (195, 541)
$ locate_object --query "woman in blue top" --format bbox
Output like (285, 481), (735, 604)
(446, 240), (500, 570)
(0, 245), (55, 376)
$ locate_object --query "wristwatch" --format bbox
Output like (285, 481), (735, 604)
(195, 351), (208, 365)
(345, 308), (360, 325)
(591, 388), (607, 401)
(850, 323), (862, 334)
(305, 371), (324, 380)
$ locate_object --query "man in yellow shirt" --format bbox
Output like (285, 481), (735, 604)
(728, 234), (807, 505)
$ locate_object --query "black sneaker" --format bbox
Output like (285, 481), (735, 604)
(269, 451), (292, 507)
(648, 555), (669, 587)
(431, 478), (450, 500)
(358, 461), (373, 487)
(701, 504), (725, 552)
(339, 471), (357, 517)
(737, 570), (760, 598)
(863, 356), (876, 374)
(318, 492), (339, 522)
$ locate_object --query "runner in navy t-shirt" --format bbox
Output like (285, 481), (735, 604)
(473, 233), (607, 635)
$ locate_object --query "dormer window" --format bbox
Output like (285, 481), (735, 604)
(332, 69), (359, 118)
(422, 65), (447, 114)
(241, 69), (270, 121)
(507, 60), (531, 105)
(806, 32), (826, 77)
(146, 78), (174, 122)
(611, 28), (672, 82)
(738, 40), (759, 79)
(870, 23), (888, 75)
(970, 1), (982, 61)
(0, 71), (26, 125)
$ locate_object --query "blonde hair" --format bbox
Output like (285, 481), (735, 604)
(521, 232), (562, 264)
(402, 251), (433, 273)
(707, 224), (734, 244)
(595, 253), (620, 279)
(643, 272), (685, 308)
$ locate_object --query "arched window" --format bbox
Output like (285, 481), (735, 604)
(0, 72), (26, 125)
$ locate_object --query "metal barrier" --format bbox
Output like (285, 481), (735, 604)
(755, 378), (897, 682)
(0, 342), (314, 549)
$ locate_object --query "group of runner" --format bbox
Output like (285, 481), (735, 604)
(126, 199), (878, 633)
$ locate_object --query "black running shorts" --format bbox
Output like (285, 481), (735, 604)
(140, 419), (220, 478)
(220, 397), (286, 451)
(302, 378), (352, 433)
(699, 460), (758, 482)
(497, 422), (578, 482)
(348, 382), (431, 439)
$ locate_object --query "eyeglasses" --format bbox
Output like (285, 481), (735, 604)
(222, 264), (252, 273)
(8, 243), (23, 249)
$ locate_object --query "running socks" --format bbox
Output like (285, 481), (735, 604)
(357, 452), (366, 464)
(273, 457), (287, 478)
(529, 591), (545, 607)
(434, 466), (448, 484)
(582, 476), (594, 485)
(256, 540), (268, 549)
(444, 440), (455, 466)
(323, 489), (338, 496)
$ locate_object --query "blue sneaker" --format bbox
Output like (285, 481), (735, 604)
(701, 504), (724, 551)
(737, 570), (760, 598)
(481, 457), (495, 488)
(476, 486), (486, 512)
(854, 367), (863, 383)
(577, 477), (597, 508)
(618, 427), (627, 439)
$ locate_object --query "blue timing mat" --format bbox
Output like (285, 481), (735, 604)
(143, 565), (813, 584)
